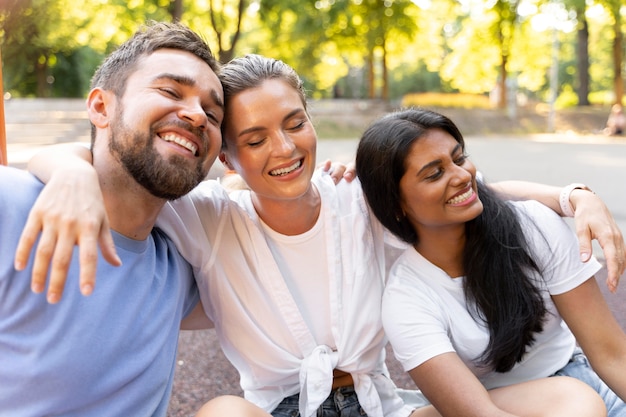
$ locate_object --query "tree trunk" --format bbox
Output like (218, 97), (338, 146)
(613, 15), (624, 105)
(498, 54), (507, 109)
(367, 52), (375, 99)
(382, 43), (389, 101)
(36, 56), (48, 98)
(208, 0), (246, 64)
(576, 6), (590, 106)
(169, 0), (184, 22)
(219, 49), (235, 64)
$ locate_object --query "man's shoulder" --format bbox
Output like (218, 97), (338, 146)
(0, 165), (36, 180)
(0, 166), (42, 205)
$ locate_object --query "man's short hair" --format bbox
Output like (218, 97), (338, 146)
(90, 21), (219, 97)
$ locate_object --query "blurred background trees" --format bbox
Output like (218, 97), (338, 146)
(0, 0), (623, 109)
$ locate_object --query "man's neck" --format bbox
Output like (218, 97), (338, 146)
(96, 155), (165, 241)
(105, 198), (164, 241)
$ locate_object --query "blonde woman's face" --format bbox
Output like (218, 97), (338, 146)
(221, 79), (317, 202)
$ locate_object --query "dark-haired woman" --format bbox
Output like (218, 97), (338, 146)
(356, 108), (626, 417)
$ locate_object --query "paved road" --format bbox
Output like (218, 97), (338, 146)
(317, 134), (626, 239)
(12, 133), (623, 233)
(6, 129), (626, 417)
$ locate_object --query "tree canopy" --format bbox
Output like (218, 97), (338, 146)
(0, 0), (623, 107)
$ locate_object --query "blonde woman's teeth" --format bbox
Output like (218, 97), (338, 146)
(270, 160), (302, 176)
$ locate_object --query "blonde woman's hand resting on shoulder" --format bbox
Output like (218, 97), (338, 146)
(14, 144), (117, 303)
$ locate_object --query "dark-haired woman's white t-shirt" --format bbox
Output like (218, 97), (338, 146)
(382, 200), (602, 390)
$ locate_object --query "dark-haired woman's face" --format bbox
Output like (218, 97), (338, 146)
(398, 129), (482, 237)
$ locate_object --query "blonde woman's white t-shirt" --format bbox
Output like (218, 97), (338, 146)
(157, 172), (413, 417)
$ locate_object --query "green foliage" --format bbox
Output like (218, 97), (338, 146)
(49, 47), (103, 97)
(388, 61), (443, 99)
(587, 4), (615, 94)
(440, 17), (501, 94)
(401, 92), (492, 109)
(0, 0), (621, 107)
(0, 0), (181, 97)
(555, 84), (578, 108)
(258, 0), (420, 98)
(589, 90), (616, 105)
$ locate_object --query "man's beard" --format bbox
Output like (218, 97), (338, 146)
(108, 108), (207, 200)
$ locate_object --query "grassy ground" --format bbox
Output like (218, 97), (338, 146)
(311, 102), (614, 139)
(434, 105), (611, 136)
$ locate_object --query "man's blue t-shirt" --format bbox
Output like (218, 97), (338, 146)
(0, 166), (199, 416)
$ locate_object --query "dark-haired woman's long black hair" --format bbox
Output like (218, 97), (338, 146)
(356, 108), (548, 372)
(464, 181), (547, 372)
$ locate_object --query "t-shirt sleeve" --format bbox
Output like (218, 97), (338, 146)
(515, 200), (602, 295)
(157, 180), (230, 270)
(182, 279), (201, 318)
(382, 257), (456, 372)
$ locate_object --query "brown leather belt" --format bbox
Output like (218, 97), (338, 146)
(331, 369), (354, 390)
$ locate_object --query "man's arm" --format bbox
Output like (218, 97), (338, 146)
(493, 180), (625, 292)
(17, 145), (626, 299)
(180, 302), (214, 330)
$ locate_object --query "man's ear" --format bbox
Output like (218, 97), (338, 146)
(219, 152), (235, 170)
(87, 88), (114, 128)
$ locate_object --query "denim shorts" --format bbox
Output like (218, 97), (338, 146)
(553, 348), (626, 417)
(271, 386), (366, 417)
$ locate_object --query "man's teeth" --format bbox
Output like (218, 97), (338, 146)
(161, 134), (198, 156)
(270, 160), (302, 176)
(447, 188), (473, 204)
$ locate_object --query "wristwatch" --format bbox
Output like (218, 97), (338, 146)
(559, 183), (594, 217)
